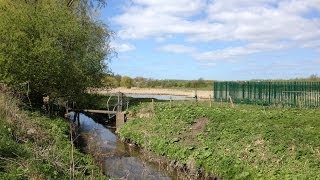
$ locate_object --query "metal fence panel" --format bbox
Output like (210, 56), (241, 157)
(213, 81), (320, 107)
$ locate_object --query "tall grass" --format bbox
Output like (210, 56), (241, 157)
(0, 89), (106, 179)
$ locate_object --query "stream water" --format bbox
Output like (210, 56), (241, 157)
(72, 112), (179, 179)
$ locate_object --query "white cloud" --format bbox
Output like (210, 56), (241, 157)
(159, 42), (289, 62)
(112, 0), (320, 61)
(159, 44), (196, 54)
(155, 37), (166, 43)
(110, 42), (136, 52)
(196, 42), (290, 61)
(131, 0), (205, 16)
(113, 0), (207, 39)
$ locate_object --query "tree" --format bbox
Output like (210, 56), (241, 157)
(102, 76), (120, 88)
(0, 0), (111, 103)
(120, 76), (133, 88)
(134, 76), (146, 88)
(309, 74), (319, 81)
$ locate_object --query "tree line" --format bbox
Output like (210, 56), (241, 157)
(102, 74), (320, 90)
(0, 0), (111, 105)
(102, 75), (214, 90)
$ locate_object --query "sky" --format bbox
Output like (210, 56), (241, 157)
(101, 0), (320, 80)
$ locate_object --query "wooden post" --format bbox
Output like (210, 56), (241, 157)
(229, 95), (234, 108)
(117, 92), (120, 112)
(116, 112), (125, 129)
(126, 101), (129, 111)
(194, 89), (198, 102)
(73, 112), (76, 122)
(65, 101), (69, 114)
(77, 112), (80, 127)
(151, 99), (155, 111)
(117, 92), (124, 112)
(120, 93), (123, 111)
(170, 97), (172, 108)
(209, 95), (212, 107)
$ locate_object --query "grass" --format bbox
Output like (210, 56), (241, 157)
(118, 101), (320, 179)
(0, 91), (106, 179)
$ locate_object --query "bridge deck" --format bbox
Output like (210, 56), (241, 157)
(72, 109), (117, 114)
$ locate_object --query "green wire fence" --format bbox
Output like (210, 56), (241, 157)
(213, 81), (320, 107)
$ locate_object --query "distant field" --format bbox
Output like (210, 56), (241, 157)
(97, 87), (213, 99)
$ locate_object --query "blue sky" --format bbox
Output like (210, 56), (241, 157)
(101, 0), (320, 80)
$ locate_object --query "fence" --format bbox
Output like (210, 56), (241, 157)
(213, 81), (320, 107)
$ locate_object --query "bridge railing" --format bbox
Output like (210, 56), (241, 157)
(106, 92), (129, 118)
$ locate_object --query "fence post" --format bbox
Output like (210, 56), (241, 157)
(316, 82), (319, 107)
(268, 82), (271, 105)
(242, 82), (245, 100)
(293, 82), (298, 107)
(225, 81), (228, 101)
(151, 98), (155, 111)
(213, 81), (215, 101)
(247, 81), (250, 100)
(229, 95), (234, 108)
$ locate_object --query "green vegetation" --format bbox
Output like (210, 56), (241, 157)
(0, 0), (112, 178)
(119, 101), (320, 179)
(0, 0), (111, 103)
(0, 92), (106, 179)
(103, 75), (213, 90)
(0, 0), (119, 178)
(102, 74), (320, 91)
(120, 76), (134, 88)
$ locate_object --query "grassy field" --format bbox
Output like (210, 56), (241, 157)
(0, 92), (106, 179)
(118, 101), (320, 179)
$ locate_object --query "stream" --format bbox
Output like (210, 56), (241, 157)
(71, 112), (179, 179)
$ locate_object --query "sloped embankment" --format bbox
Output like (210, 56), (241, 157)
(118, 101), (320, 179)
(0, 91), (105, 179)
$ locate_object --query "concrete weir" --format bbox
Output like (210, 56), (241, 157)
(116, 112), (126, 128)
(69, 92), (129, 129)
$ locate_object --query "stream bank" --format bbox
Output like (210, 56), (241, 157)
(0, 91), (104, 179)
(118, 101), (320, 179)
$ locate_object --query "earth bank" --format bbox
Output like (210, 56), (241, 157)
(118, 101), (320, 179)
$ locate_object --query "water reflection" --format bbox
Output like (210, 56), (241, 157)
(73, 113), (172, 179)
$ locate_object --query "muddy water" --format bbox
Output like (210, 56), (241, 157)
(72, 113), (178, 179)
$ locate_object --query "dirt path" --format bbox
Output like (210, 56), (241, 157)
(97, 87), (213, 99)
